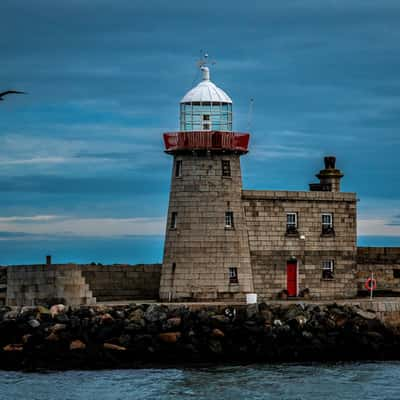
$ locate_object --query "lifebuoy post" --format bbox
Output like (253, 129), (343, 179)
(365, 273), (377, 300)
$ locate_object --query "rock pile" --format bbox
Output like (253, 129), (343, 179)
(0, 303), (399, 370)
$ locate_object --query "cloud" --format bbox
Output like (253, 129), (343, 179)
(0, 215), (166, 238)
(0, 157), (67, 166)
(252, 144), (322, 159)
(0, 215), (59, 223)
(0, 130), (170, 183)
(386, 215), (400, 226)
(0, 174), (168, 195)
(358, 218), (400, 237)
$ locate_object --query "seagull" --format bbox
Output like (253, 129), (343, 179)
(0, 90), (26, 101)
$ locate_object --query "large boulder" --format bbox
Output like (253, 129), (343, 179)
(3, 311), (19, 320)
(125, 321), (145, 332)
(144, 305), (168, 323)
(162, 317), (182, 331)
(210, 315), (230, 325)
(119, 334), (131, 348)
(50, 304), (66, 317)
(211, 328), (225, 338)
(28, 319), (40, 329)
(208, 339), (223, 354)
(70, 340), (86, 351)
(258, 304), (273, 324)
(129, 308), (144, 322)
(51, 323), (67, 333)
(284, 304), (306, 321)
(3, 344), (23, 352)
(159, 332), (181, 344)
(103, 343), (126, 351)
(246, 304), (258, 320)
(355, 308), (376, 320)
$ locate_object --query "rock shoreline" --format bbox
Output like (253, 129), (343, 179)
(1, 303), (400, 371)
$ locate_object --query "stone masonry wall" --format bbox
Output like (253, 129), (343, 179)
(356, 247), (400, 294)
(6, 264), (95, 307)
(160, 153), (253, 301)
(243, 190), (357, 300)
(3, 263), (161, 306)
(81, 264), (161, 301)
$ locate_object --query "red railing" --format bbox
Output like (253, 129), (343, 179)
(163, 131), (250, 153)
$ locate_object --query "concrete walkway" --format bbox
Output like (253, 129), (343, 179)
(96, 297), (400, 308)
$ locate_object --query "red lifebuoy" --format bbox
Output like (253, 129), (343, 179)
(365, 277), (377, 291)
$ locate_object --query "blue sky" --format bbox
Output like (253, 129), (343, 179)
(1, 0), (400, 265)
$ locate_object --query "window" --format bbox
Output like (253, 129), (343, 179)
(172, 262), (176, 273)
(286, 212), (298, 233)
(222, 160), (231, 177)
(322, 213), (334, 234)
(394, 269), (400, 279)
(229, 267), (238, 283)
(322, 260), (334, 279)
(170, 212), (177, 229)
(179, 102), (232, 131)
(225, 211), (234, 228)
(203, 123), (210, 130)
(175, 160), (182, 178)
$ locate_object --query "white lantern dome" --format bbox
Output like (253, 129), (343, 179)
(180, 67), (232, 104)
(179, 66), (233, 132)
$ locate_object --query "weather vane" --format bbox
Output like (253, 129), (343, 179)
(197, 51), (216, 69)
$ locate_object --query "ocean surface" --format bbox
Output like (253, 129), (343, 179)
(0, 362), (399, 400)
(0, 235), (399, 266)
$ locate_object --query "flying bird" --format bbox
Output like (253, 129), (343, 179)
(0, 90), (26, 101)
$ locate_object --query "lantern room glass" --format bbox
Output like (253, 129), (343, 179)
(180, 102), (233, 132)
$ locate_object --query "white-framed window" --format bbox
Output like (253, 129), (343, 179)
(322, 213), (334, 233)
(175, 160), (182, 178)
(225, 211), (234, 228)
(229, 267), (238, 283)
(203, 114), (210, 121)
(286, 212), (298, 232)
(322, 259), (334, 279)
(203, 123), (211, 130)
(170, 212), (177, 229)
(222, 160), (231, 177)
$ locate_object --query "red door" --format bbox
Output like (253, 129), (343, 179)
(287, 262), (297, 297)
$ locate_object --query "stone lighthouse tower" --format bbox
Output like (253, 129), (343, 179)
(159, 60), (254, 301)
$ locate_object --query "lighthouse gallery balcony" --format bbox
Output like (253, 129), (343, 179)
(163, 131), (250, 154)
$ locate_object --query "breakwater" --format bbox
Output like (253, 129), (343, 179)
(1, 302), (400, 370)
(4, 263), (161, 306)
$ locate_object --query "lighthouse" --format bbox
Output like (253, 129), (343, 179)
(159, 59), (254, 301)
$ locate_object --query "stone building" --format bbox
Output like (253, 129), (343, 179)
(159, 62), (358, 301)
(3, 63), (400, 307)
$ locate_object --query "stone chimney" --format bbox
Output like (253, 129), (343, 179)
(310, 156), (344, 192)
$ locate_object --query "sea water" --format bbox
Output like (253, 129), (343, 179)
(0, 362), (399, 400)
